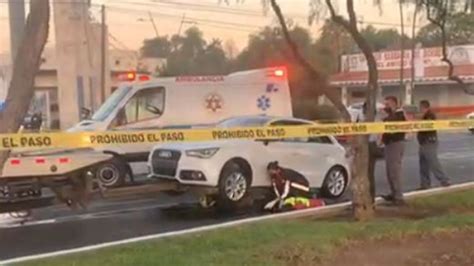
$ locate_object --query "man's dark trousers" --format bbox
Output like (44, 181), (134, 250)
(419, 142), (449, 188)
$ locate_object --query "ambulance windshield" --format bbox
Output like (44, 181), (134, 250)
(92, 85), (132, 122)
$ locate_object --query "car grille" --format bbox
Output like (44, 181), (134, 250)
(151, 149), (181, 177)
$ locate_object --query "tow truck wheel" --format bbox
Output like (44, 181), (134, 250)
(95, 157), (129, 188)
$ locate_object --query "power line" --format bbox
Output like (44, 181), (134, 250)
(105, 0), (264, 17)
(0, 1), (426, 29)
(108, 32), (131, 50)
(105, 5), (261, 30)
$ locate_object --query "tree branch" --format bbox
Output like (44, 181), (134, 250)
(269, 0), (350, 121)
(0, 0), (50, 173)
(424, 1), (464, 85)
(346, 0), (358, 28)
(326, 0), (378, 122)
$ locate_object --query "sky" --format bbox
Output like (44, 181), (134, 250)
(0, 0), (418, 56)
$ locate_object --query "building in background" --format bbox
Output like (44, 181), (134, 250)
(330, 44), (474, 116)
(0, 62), (10, 112)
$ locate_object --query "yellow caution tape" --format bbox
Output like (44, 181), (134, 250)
(0, 119), (473, 151)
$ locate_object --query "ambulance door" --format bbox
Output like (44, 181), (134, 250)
(106, 86), (166, 171)
(110, 86), (166, 130)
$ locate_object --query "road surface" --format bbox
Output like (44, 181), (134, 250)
(0, 132), (472, 260)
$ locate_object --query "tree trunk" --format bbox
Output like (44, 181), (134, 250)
(399, 0), (406, 102)
(327, 0), (376, 221)
(0, 0), (50, 174)
(410, 4), (420, 94)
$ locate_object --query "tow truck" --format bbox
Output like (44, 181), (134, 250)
(0, 67), (293, 214)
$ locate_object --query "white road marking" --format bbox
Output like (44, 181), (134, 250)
(0, 202), (187, 229)
(3, 181), (474, 265)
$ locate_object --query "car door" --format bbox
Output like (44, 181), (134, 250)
(264, 120), (322, 184)
(266, 120), (339, 188)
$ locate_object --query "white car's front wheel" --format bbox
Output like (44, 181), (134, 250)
(217, 162), (250, 211)
(321, 166), (348, 198)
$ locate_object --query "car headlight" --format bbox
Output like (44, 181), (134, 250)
(185, 148), (219, 159)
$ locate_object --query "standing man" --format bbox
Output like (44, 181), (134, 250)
(381, 96), (407, 205)
(417, 100), (450, 189)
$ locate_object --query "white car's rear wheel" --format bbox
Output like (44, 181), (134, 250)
(321, 166), (348, 198)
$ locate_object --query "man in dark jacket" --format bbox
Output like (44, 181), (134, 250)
(264, 161), (311, 211)
(417, 100), (450, 189)
(381, 96), (407, 205)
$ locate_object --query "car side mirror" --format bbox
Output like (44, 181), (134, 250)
(112, 108), (127, 127)
(81, 107), (91, 120)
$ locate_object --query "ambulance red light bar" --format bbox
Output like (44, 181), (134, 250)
(274, 69), (285, 77)
(267, 68), (287, 78)
(138, 74), (150, 81)
(117, 72), (151, 82)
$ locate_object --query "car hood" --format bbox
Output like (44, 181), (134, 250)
(154, 140), (253, 151)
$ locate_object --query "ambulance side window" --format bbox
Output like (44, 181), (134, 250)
(269, 120), (308, 142)
(115, 87), (165, 126)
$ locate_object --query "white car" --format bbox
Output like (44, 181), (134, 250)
(467, 112), (474, 134)
(148, 116), (351, 209)
(347, 102), (384, 122)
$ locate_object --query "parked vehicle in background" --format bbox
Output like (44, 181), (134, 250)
(347, 102), (384, 122)
(149, 116), (351, 210)
(67, 67), (293, 187)
(467, 112), (474, 134)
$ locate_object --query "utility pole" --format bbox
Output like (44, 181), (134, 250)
(148, 11), (159, 39)
(100, 4), (106, 103)
(177, 13), (186, 36)
(8, 0), (26, 62)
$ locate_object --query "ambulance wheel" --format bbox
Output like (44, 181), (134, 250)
(95, 157), (129, 188)
(217, 161), (251, 211)
(321, 166), (348, 199)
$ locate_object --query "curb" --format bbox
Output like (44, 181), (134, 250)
(2, 181), (474, 265)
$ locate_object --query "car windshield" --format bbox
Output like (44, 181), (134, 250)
(91, 85), (132, 122)
(216, 116), (273, 128)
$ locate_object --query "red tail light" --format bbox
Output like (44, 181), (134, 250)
(59, 157), (70, 164)
(35, 158), (46, 164)
(10, 159), (21, 165)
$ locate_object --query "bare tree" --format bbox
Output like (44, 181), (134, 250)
(325, 0), (377, 220)
(422, 0), (471, 92)
(268, 0), (375, 220)
(0, 0), (50, 173)
(410, 1), (423, 92)
(399, 0), (406, 100)
(267, 0), (351, 121)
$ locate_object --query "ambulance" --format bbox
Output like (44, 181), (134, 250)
(63, 67), (294, 187)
